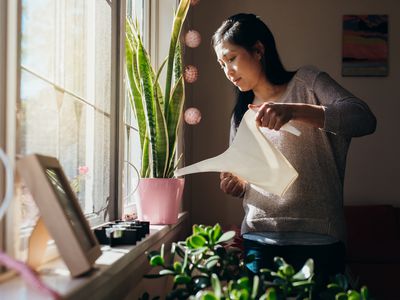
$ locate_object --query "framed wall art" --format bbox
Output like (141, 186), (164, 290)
(342, 15), (388, 76)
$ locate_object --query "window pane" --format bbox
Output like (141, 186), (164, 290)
(21, 0), (56, 82)
(19, 0), (112, 231)
(124, 0), (144, 212)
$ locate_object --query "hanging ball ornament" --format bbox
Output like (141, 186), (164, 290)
(184, 65), (198, 83)
(185, 30), (201, 48)
(190, 0), (200, 6)
(184, 107), (202, 125)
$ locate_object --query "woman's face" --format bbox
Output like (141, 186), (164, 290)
(215, 41), (266, 92)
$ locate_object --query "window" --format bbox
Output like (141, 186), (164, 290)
(123, 0), (146, 215)
(16, 0), (118, 258)
(0, 0), (176, 262)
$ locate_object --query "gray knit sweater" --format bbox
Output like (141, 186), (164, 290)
(230, 66), (376, 242)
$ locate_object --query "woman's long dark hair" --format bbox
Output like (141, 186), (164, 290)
(212, 13), (295, 127)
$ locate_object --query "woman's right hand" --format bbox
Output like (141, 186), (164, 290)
(220, 172), (246, 198)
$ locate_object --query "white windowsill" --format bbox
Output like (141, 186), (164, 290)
(0, 212), (190, 300)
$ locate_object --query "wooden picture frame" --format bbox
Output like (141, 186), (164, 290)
(17, 154), (101, 277)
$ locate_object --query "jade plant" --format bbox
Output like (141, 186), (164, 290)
(142, 224), (371, 300)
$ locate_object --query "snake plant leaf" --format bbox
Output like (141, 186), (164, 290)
(137, 38), (169, 177)
(126, 19), (151, 177)
(165, 75), (185, 176)
(141, 131), (150, 178)
(173, 41), (183, 85)
(126, 21), (147, 162)
(137, 40), (158, 177)
(125, 0), (189, 178)
(164, 0), (190, 115)
(154, 57), (168, 109)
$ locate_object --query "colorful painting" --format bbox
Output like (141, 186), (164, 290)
(342, 15), (388, 76)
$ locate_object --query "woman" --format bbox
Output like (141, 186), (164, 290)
(212, 13), (376, 286)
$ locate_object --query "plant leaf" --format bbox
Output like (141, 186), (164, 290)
(125, 19), (148, 177)
(137, 38), (168, 177)
(159, 269), (175, 276)
(360, 286), (369, 299)
(205, 255), (220, 269)
(211, 224), (222, 243)
(251, 275), (259, 299)
(165, 75), (185, 177)
(293, 258), (314, 280)
(347, 290), (361, 300)
(265, 288), (278, 300)
(187, 234), (207, 249)
(164, 0), (190, 115)
(149, 255), (164, 267)
(216, 230), (236, 244)
(211, 273), (221, 298)
(174, 274), (191, 285)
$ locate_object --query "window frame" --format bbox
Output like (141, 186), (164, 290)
(0, 0), (180, 259)
(0, 0), (127, 259)
(1, 0), (21, 259)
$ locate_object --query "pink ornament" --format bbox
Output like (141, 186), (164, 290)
(185, 30), (201, 48)
(190, 0), (200, 6)
(78, 165), (89, 175)
(184, 107), (202, 125)
(184, 65), (198, 83)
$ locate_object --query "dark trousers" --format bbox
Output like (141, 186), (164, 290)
(244, 239), (346, 294)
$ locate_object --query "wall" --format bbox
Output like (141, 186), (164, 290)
(183, 0), (400, 228)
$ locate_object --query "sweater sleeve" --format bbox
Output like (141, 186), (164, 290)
(313, 72), (377, 137)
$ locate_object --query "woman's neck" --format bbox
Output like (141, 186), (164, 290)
(253, 81), (288, 105)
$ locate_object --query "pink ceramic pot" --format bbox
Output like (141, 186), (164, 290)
(137, 178), (185, 225)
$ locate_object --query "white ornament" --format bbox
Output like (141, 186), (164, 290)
(184, 107), (202, 125)
(185, 30), (201, 48)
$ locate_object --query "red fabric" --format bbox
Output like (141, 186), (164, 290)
(345, 205), (398, 241)
(344, 205), (400, 300)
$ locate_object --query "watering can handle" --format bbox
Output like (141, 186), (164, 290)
(124, 160), (140, 201)
(0, 148), (13, 221)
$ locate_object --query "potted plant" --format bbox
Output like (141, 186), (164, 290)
(142, 224), (371, 300)
(125, 0), (191, 224)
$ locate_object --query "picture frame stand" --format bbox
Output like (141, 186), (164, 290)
(27, 217), (51, 269)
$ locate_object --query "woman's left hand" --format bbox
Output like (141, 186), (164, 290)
(220, 172), (247, 198)
(249, 103), (294, 130)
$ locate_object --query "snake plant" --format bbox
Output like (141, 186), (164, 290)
(125, 0), (190, 178)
